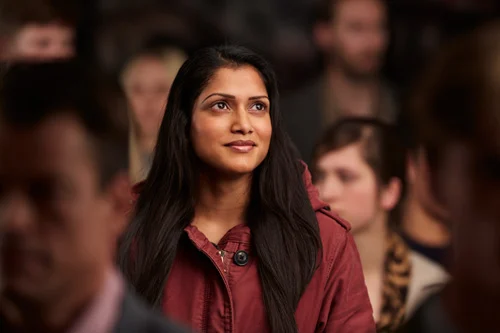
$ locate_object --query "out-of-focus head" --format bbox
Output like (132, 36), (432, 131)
(0, 62), (129, 304)
(121, 47), (187, 141)
(312, 118), (404, 233)
(408, 21), (500, 331)
(149, 45), (276, 181)
(407, 148), (449, 222)
(0, 1), (75, 61)
(314, 0), (388, 78)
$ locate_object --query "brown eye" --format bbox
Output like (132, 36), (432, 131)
(250, 102), (266, 112)
(212, 102), (229, 111)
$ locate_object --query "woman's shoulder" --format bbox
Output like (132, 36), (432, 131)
(399, 290), (457, 333)
(406, 251), (450, 317)
(315, 207), (354, 263)
(316, 207), (351, 235)
(410, 251), (449, 283)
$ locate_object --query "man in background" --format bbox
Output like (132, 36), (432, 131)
(0, 0), (75, 60)
(282, 0), (396, 163)
(0, 62), (186, 333)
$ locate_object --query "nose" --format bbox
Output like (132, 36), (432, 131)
(318, 176), (342, 204)
(231, 108), (253, 135)
(0, 192), (34, 235)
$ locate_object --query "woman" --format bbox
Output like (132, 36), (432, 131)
(311, 118), (448, 332)
(119, 45), (375, 333)
(399, 21), (500, 333)
(121, 46), (186, 183)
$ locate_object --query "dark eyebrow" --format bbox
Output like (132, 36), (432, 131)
(201, 93), (236, 103)
(249, 96), (269, 101)
(201, 93), (269, 103)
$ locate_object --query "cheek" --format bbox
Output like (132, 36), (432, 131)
(337, 31), (356, 49)
(190, 115), (225, 156)
(343, 180), (379, 222)
(255, 116), (272, 148)
(49, 199), (110, 268)
(347, 183), (378, 209)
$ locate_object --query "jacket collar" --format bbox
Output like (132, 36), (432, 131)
(301, 162), (328, 212)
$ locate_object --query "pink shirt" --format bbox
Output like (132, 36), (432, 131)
(68, 269), (124, 333)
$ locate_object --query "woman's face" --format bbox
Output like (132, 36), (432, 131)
(122, 56), (173, 139)
(191, 65), (272, 176)
(314, 143), (386, 233)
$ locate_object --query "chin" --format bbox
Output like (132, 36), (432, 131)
(222, 164), (257, 176)
(218, 160), (262, 177)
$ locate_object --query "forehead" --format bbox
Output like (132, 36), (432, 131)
(0, 114), (94, 175)
(125, 56), (167, 77)
(17, 23), (74, 39)
(335, 0), (386, 21)
(201, 66), (267, 97)
(317, 143), (367, 169)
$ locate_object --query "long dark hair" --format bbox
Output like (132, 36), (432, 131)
(118, 45), (322, 333)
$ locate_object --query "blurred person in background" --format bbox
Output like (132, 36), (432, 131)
(398, 21), (500, 333)
(95, 6), (198, 79)
(0, 62), (186, 333)
(0, 0), (76, 60)
(119, 45), (376, 333)
(312, 118), (448, 332)
(398, 59), (451, 268)
(399, 146), (451, 267)
(121, 46), (186, 183)
(281, 0), (395, 164)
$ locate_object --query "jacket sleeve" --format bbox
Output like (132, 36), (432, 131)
(322, 231), (376, 333)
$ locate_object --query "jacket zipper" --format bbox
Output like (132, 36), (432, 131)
(195, 242), (233, 333)
(218, 249), (227, 273)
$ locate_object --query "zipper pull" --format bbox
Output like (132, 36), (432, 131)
(219, 250), (227, 273)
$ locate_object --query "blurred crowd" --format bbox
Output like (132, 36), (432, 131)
(0, 0), (499, 332)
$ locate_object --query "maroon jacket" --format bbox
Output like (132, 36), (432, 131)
(133, 168), (375, 333)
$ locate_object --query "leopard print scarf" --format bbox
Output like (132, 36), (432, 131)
(377, 232), (412, 332)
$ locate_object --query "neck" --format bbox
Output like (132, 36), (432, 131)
(325, 64), (379, 117)
(193, 171), (252, 242)
(403, 194), (450, 247)
(136, 135), (156, 155)
(353, 213), (388, 274)
(0, 267), (108, 333)
(326, 63), (378, 90)
(129, 132), (155, 183)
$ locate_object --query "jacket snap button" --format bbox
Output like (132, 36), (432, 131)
(233, 250), (249, 266)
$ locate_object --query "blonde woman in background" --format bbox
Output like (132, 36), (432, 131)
(121, 46), (186, 183)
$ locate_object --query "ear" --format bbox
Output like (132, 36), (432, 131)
(313, 21), (335, 52)
(380, 177), (401, 211)
(105, 171), (132, 238)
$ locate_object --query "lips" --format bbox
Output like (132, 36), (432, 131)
(224, 140), (256, 153)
